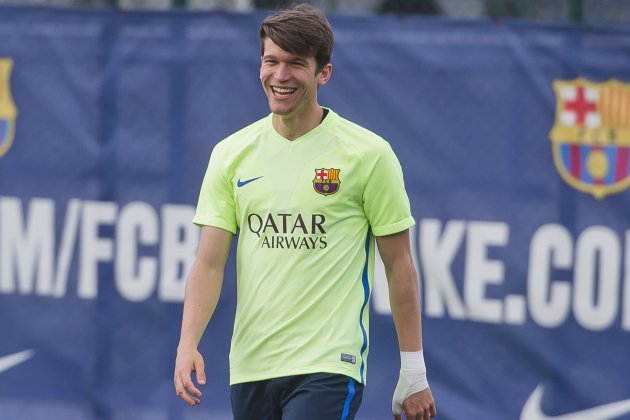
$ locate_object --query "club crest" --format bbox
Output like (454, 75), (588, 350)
(313, 168), (341, 196)
(0, 58), (17, 159)
(549, 78), (630, 199)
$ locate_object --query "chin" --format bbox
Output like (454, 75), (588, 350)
(269, 103), (295, 116)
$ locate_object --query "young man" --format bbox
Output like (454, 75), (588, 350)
(174, 4), (436, 419)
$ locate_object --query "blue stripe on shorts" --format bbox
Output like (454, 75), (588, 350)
(341, 378), (356, 420)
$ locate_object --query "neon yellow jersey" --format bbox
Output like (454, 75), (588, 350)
(193, 108), (414, 385)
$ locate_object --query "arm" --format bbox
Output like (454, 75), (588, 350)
(376, 229), (436, 419)
(174, 225), (233, 406)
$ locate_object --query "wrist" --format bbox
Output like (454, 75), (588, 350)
(400, 349), (426, 373)
(392, 350), (430, 415)
(177, 339), (199, 352)
(399, 350), (429, 392)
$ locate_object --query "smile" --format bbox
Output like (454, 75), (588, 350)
(271, 86), (297, 97)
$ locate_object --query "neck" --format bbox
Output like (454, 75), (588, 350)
(272, 104), (324, 141)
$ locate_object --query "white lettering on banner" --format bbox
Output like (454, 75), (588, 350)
(416, 219), (514, 324)
(53, 199), (81, 297)
(419, 219), (467, 319)
(528, 224), (572, 328)
(159, 205), (197, 302)
(573, 226), (620, 330)
(409, 220), (629, 331)
(0, 197), (197, 302)
(78, 200), (117, 298)
(528, 224), (627, 331)
(464, 221), (509, 323)
(116, 202), (159, 302)
(0, 197), (55, 295)
(1, 196), (629, 332)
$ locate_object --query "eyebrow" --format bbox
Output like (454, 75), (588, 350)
(262, 53), (309, 62)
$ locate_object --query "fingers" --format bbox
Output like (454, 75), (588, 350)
(402, 408), (433, 420)
(174, 371), (201, 406)
(402, 388), (436, 419)
(196, 357), (206, 385)
(174, 352), (205, 406)
(174, 367), (202, 406)
(406, 403), (436, 419)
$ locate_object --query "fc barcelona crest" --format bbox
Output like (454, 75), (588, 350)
(550, 78), (630, 199)
(0, 58), (17, 159)
(313, 168), (341, 196)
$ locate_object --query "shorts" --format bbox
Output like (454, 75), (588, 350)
(230, 372), (364, 420)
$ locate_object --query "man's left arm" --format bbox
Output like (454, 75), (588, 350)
(376, 229), (437, 420)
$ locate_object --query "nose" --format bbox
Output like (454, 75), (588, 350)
(274, 62), (290, 81)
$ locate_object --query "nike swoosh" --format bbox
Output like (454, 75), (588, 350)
(521, 384), (630, 420)
(0, 349), (35, 374)
(237, 176), (263, 187)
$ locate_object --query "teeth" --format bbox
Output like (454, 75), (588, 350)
(272, 87), (296, 95)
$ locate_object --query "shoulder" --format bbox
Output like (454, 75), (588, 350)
(324, 109), (395, 157)
(210, 117), (268, 167)
(214, 115), (269, 153)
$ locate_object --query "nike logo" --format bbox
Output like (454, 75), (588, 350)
(521, 384), (630, 420)
(237, 176), (263, 187)
(0, 349), (35, 374)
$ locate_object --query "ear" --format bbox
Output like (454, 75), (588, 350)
(318, 63), (333, 86)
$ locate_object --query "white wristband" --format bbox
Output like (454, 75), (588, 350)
(392, 350), (429, 415)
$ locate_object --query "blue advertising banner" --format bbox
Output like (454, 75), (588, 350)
(1, 5), (630, 420)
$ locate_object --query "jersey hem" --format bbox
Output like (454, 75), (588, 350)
(192, 215), (237, 234)
(372, 216), (415, 237)
(229, 364), (365, 386)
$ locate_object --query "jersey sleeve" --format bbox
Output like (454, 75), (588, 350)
(192, 142), (238, 234)
(362, 143), (415, 236)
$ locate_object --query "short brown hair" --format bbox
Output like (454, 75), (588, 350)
(259, 3), (334, 72)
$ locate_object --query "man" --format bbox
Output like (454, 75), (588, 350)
(174, 4), (436, 419)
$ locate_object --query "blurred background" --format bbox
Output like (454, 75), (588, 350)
(1, 1), (630, 420)
(0, 0), (629, 22)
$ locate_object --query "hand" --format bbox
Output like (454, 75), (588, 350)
(393, 387), (436, 420)
(174, 346), (206, 406)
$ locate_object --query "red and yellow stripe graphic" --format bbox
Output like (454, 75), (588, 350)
(327, 169), (340, 181)
(599, 83), (630, 129)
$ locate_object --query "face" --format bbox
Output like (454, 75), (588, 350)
(260, 38), (331, 117)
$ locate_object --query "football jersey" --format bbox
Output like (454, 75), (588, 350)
(193, 108), (414, 385)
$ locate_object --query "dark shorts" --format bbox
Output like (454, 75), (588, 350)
(230, 373), (364, 420)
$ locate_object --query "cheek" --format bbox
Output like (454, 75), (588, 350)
(259, 67), (270, 81)
(260, 70), (275, 85)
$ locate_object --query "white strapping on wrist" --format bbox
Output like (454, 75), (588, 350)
(392, 350), (430, 415)
(400, 350), (426, 373)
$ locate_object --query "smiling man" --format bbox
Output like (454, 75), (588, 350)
(174, 4), (436, 420)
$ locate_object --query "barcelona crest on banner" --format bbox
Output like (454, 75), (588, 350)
(0, 58), (17, 159)
(313, 168), (341, 196)
(549, 78), (630, 199)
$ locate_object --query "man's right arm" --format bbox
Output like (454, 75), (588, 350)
(174, 225), (233, 406)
